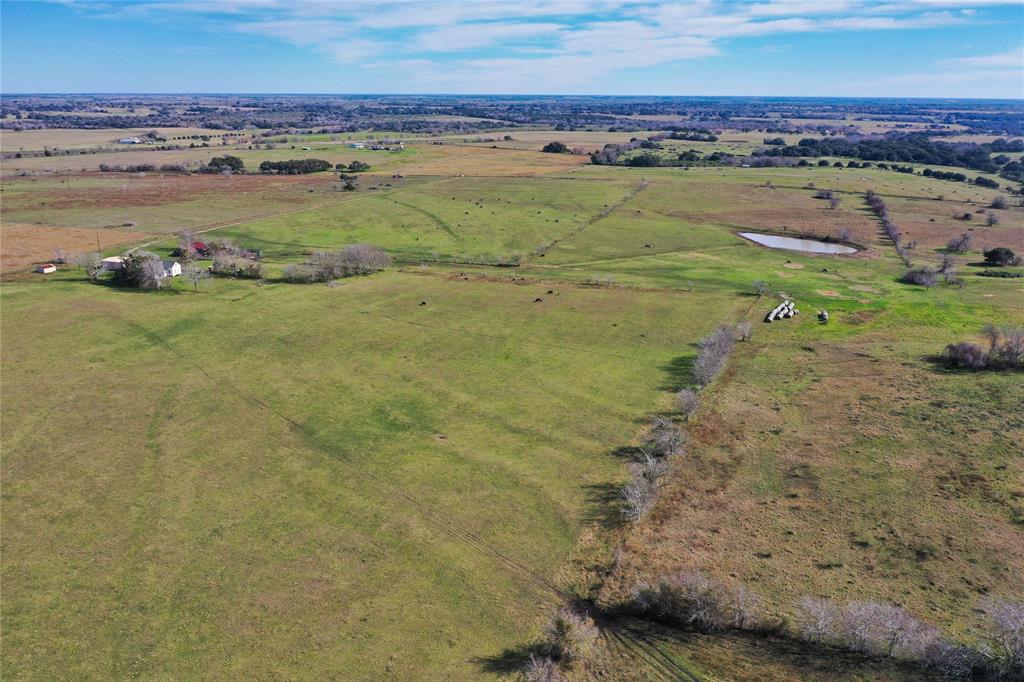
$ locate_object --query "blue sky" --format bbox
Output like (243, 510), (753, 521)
(2, 0), (1022, 97)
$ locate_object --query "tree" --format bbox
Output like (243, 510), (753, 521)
(990, 195), (1009, 210)
(987, 212), (1001, 227)
(946, 233), (972, 253)
(74, 251), (105, 282)
(736, 320), (752, 341)
(347, 160), (371, 172)
(541, 141), (569, 154)
(207, 155), (244, 172)
(116, 250), (164, 288)
(693, 326), (736, 387)
(984, 247), (1018, 266)
(183, 264), (211, 292)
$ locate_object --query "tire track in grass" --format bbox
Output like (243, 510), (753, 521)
(522, 178), (650, 264)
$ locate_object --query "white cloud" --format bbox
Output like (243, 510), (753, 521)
(939, 45), (1024, 67)
(44, 0), (1024, 93)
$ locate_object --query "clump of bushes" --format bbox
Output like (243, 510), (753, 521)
(946, 232), (972, 253)
(211, 253), (262, 279)
(114, 250), (167, 289)
(543, 607), (598, 665)
(521, 606), (597, 680)
(631, 570), (764, 632)
(693, 325), (736, 387)
(541, 141), (569, 154)
(984, 247), (1020, 267)
(941, 324), (1024, 371)
(620, 418), (686, 522)
(259, 158), (332, 174)
(283, 244), (391, 282)
(900, 266), (938, 287)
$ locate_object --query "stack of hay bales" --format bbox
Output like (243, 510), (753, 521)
(765, 300), (798, 322)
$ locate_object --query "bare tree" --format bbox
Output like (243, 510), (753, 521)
(837, 227), (853, 242)
(987, 213), (1001, 227)
(641, 417), (687, 459)
(74, 251), (105, 282)
(980, 598), (1024, 678)
(753, 280), (770, 297)
(736, 320), (752, 341)
(990, 195), (1009, 210)
(946, 233), (972, 253)
(675, 388), (699, 420)
(183, 264), (210, 292)
(829, 196), (841, 210)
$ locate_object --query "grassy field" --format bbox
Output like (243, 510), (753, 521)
(2, 137), (1022, 680)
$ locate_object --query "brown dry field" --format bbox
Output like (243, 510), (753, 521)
(598, 323), (1024, 639)
(0, 223), (157, 271)
(0, 127), (253, 153)
(886, 196), (1024, 252)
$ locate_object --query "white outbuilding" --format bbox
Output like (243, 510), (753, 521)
(101, 256), (125, 271)
(161, 261), (182, 277)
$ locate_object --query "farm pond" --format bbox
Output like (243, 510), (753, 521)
(739, 232), (857, 254)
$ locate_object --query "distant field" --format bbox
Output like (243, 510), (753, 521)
(0, 127), (255, 153)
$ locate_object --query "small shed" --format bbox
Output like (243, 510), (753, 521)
(101, 256), (125, 271)
(35, 263), (57, 274)
(161, 261), (182, 278)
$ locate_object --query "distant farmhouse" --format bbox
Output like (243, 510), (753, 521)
(117, 137), (142, 144)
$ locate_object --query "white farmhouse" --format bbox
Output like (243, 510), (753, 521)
(161, 261), (182, 277)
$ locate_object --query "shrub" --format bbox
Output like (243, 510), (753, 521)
(900, 267), (938, 288)
(541, 141), (569, 154)
(942, 342), (987, 370)
(522, 655), (563, 682)
(675, 388), (699, 420)
(641, 417), (686, 459)
(984, 247), (1019, 267)
(633, 571), (763, 632)
(543, 608), (598, 665)
(990, 195), (1009, 210)
(620, 454), (666, 522)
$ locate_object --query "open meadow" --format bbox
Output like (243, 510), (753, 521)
(2, 126), (1023, 680)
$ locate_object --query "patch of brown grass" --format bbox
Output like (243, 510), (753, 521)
(0, 223), (158, 271)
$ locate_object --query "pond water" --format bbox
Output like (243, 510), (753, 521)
(738, 232), (857, 255)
